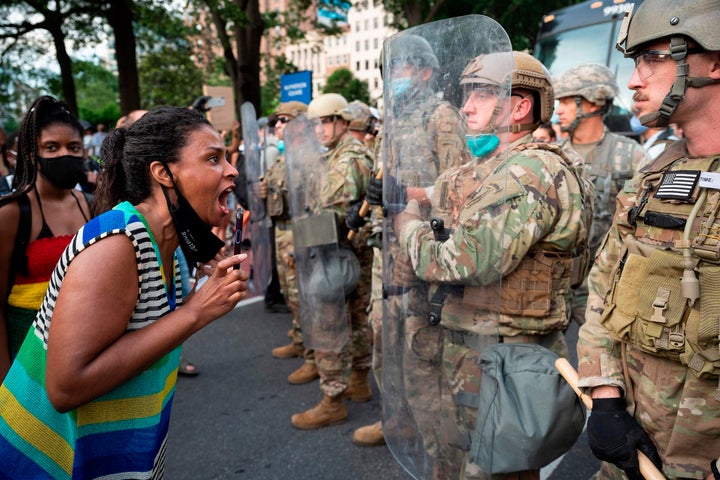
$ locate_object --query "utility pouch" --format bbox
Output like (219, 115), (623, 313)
(463, 251), (572, 318)
(469, 344), (586, 473)
(602, 235), (695, 360)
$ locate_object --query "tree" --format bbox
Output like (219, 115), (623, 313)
(195, 0), (265, 120)
(138, 44), (204, 109)
(382, 0), (582, 51)
(48, 59), (121, 127)
(0, 0), (84, 114)
(322, 68), (370, 104)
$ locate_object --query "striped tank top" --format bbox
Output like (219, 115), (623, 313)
(0, 201), (182, 479)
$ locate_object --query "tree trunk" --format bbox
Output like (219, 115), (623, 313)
(47, 20), (78, 116)
(233, 0), (264, 119)
(106, 0), (141, 115)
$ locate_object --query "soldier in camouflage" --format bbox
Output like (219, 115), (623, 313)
(577, 0), (720, 478)
(290, 93), (375, 430)
(555, 63), (649, 326)
(351, 34), (470, 449)
(257, 101), (320, 385)
(394, 51), (593, 479)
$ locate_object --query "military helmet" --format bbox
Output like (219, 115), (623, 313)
(512, 52), (554, 125)
(554, 64), (619, 106)
(618, 0), (720, 56)
(274, 101), (308, 119)
(459, 52), (514, 88)
(345, 100), (373, 132)
(387, 34), (439, 70)
(307, 93), (352, 121)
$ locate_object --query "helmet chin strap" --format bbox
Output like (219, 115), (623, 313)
(561, 96), (606, 135)
(641, 36), (720, 128)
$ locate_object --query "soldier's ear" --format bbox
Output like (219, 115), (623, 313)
(707, 51), (720, 79)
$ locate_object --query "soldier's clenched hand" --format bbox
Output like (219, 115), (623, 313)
(587, 397), (663, 480)
(345, 202), (367, 232)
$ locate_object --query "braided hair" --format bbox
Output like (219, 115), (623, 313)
(93, 106), (211, 215)
(0, 96), (83, 207)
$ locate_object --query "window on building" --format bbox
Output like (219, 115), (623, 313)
(374, 38), (378, 49)
(356, 41), (360, 52)
(373, 17), (378, 29)
(365, 60), (369, 70)
(357, 61), (361, 71)
(365, 39), (369, 50)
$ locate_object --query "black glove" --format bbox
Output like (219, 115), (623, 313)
(365, 177), (384, 205)
(366, 175), (407, 209)
(587, 397), (663, 480)
(345, 202), (366, 232)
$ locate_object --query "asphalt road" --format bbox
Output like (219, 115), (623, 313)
(165, 297), (600, 479)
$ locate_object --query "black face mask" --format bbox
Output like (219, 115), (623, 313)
(161, 167), (224, 264)
(37, 154), (85, 190)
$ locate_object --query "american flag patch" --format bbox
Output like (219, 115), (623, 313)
(654, 170), (700, 201)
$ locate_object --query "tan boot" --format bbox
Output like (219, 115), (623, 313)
(342, 368), (372, 402)
(288, 362), (319, 385)
(291, 395), (347, 430)
(352, 420), (385, 447)
(287, 328), (294, 339)
(271, 343), (303, 359)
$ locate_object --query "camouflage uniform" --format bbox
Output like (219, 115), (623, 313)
(383, 86), (469, 461)
(577, 140), (720, 479)
(397, 135), (592, 479)
(312, 132), (374, 397)
(556, 63), (650, 326)
(264, 153), (312, 361)
(367, 129), (384, 389)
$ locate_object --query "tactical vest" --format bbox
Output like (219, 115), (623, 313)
(563, 130), (642, 256)
(325, 136), (374, 251)
(438, 142), (591, 332)
(265, 154), (290, 221)
(601, 147), (720, 380)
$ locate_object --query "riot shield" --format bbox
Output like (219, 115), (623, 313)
(283, 113), (349, 352)
(241, 102), (272, 295)
(381, 15), (513, 479)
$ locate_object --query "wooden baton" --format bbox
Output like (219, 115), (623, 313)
(348, 168), (383, 241)
(554, 358), (666, 480)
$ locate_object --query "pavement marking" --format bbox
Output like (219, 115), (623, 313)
(235, 295), (264, 309)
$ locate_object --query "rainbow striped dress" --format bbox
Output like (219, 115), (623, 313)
(0, 201), (182, 479)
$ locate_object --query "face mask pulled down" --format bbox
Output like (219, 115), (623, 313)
(37, 154), (85, 190)
(161, 166), (224, 264)
(466, 134), (500, 158)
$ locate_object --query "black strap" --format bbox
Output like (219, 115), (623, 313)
(8, 194), (32, 293)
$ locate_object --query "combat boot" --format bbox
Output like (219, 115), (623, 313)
(291, 395), (347, 430)
(352, 420), (385, 447)
(271, 343), (303, 358)
(288, 362), (319, 384)
(342, 368), (372, 402)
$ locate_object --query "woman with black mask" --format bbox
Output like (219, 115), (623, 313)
(0, 105), (248, 479)
(0, 96), (92, 380)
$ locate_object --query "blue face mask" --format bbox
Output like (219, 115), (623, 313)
(391, 78), (412, 97)
(466, 134), (500, 158)
(630, 115), (648, 135)
(277, 140), (285, 154)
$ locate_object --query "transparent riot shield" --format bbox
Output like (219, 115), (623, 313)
(241, 102), (272, 295)
(283, 113), (349, 352)
(381, 15), (513, 479)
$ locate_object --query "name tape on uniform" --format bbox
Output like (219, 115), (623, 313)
(698, 172), (720, 190)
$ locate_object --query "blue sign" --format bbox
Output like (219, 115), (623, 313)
(280, 71), (312, 104)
